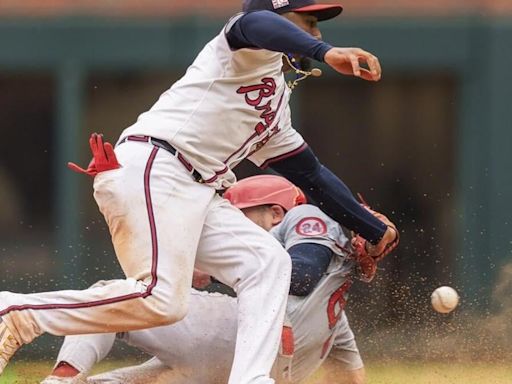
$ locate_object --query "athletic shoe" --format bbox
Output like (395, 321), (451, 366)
(40, 374), (87, 384)
(0, 319), (21, 374)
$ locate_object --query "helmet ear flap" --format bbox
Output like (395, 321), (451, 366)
(295, 187), (307, 206)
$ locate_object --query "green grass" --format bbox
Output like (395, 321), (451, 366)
(1, 361), (512, 383)
(365, 362), (512, 384)
(0, 360), (137, 384)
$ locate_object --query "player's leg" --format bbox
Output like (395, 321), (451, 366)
(42, 332), (116, 382)
(344, 367), (366, 384)
(44, 288), (238, 384)
(121, 289), (237, 383)
(86, 357), (179, 384)
(314, 358), (365, 384)
(0, 142), (214, 367)
(324, 311), (365, 384)
(195, 196), (292, 384)
(41, 280), (127, 381)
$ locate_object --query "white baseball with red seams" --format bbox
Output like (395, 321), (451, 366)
(431, 286), (459, 313)
(0, 17), (311, 384)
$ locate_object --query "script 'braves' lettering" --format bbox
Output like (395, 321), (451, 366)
(237, 78), (280, 136)
(236, 77), (276, 107)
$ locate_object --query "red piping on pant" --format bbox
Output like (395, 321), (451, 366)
(0, 147), (160, 316)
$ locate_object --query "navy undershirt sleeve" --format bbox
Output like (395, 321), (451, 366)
(226, 10), (333, 62)
(288, 243), (332, 296)
(269, 146), (388, 244)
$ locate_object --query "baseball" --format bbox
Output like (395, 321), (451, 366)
(431, 286), (459, 313)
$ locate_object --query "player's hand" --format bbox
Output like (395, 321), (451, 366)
(68, 133), (120, 177)
(352, 220), (398, 283)
(192, 268), (212, 289)
(355, 194), (399, 261)
(366, 224), (398, 261)
(324, 47), (381, 81)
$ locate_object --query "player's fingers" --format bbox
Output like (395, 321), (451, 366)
(350, 47), (368, 56)
(96, 133), (104, 147)
(89, 133), (98, 155)
(357, 69), (376, 81)
(349, 55), (361, 77)
(103, 142), (118, 165)
(95, 134), (108, 163)
(366, 55), (382, 80)
(67, 162), (87, 174)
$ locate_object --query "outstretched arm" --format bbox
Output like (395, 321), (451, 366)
(226, 10), (381, 81)
(227, 10), (331, 61)
(269, 146), (396, 253)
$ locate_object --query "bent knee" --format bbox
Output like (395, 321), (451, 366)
(142, 296), (189, 327)
(246, 242), (292, 280)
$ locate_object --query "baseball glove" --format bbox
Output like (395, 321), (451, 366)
(352, 195), (400, 282)
(351, 234), (377, 283)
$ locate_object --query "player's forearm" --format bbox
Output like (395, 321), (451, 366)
(288, 243), (332, 296)
(227, 10), (332, 62)
(270, 147), (387, 244)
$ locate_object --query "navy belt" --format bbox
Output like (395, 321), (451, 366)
(118, 135), (204, 183)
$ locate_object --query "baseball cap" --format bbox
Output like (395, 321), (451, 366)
(242, 0), (343, 21)
(224, 175), (307, 212)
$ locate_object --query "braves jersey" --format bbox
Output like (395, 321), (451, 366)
(271, 204), (358, 383)
(120, 15), (305, 189)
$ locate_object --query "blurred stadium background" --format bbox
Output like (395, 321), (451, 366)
(1, 0), (512, 378)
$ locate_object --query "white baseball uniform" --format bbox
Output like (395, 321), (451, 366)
(51, 204), (362, 384)
(0, 16), (306, 384)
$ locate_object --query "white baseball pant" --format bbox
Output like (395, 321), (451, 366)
(51, 290), (363, 384)
(0, 140), (291, 384)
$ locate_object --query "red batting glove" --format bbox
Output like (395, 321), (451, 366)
(68, 157), (97, 177)
(68, 133), (120, 177)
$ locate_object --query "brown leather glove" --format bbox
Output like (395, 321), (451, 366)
(352, 195), (400, 282)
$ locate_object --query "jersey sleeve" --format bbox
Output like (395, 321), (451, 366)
(248, 105), (306, 168)
(268, 146), (388, 244)
(271, 204), (350, 254)
(225, 10), (332, 61)
(224, 13), (245, 35)
(328, 312), (364, 371)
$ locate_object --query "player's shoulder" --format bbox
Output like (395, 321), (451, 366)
(285, 204), (333, 224)
(225, 12), (245, 33)
(281, 204), (335, 237)
(225, 10), (275, 33)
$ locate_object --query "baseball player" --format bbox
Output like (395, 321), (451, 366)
(0, 1), (398, 383)
(42, 175), (380, 384)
